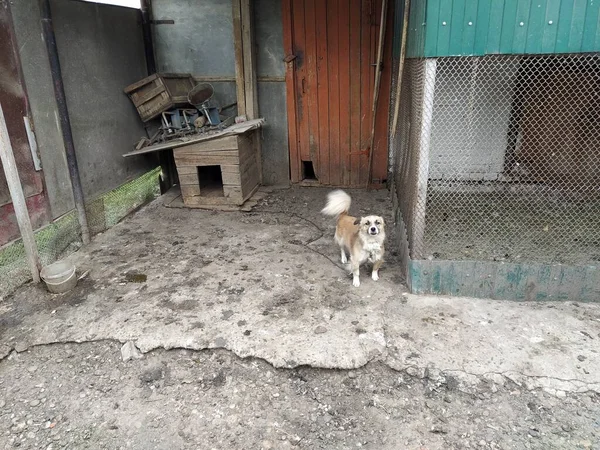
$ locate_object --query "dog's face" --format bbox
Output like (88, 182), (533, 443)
(354, 215), (385, 237)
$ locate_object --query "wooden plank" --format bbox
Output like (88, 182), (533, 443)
(173, 136), (239, 154)
(123, 119), (265, 157)
(181, 184), (200, 198)
(315, 0), (330, 184)
(240, 0), (262, 184)
(0, 104), (40, 283)
(175, 150), (240, 160)
(221, 164), (243, 173)
(338, 0), (351, 186)
(175, 166), (198, 176)
(304, 0), (321, 180)
(236, 133), (253, 159)
(131, 84), (165, 107)
(349, 0), (361, 186)
(360, 0), (373, 186)
(240, 171), (260, 199)
(282, 0), (301, 182)
(222, 170), (241, 186)
(295, 0), (311, 165)
(327, 0), (341, 185)
(175, 155), (241, 166)
(241, 0), (259, 118)
(372, 1), (394, 184)
(223, 185), (245, 204)
(123, 73), (159, 94)
(184, 195), (238, 206)
(232, 0), (246, 116)
(178, 173), (200, 186)
(239, 159), (258, 185)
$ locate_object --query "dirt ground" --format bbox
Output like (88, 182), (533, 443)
(1, 187), (600, 449)
(2, 341), (599, 450)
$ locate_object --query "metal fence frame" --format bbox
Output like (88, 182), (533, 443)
(391, 53), (600, 300)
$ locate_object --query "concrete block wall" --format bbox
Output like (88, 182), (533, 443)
(12, 0), (156, 219)
(152, 0), (289, 186)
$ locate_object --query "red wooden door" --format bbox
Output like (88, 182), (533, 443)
(283, 0), (392, 187)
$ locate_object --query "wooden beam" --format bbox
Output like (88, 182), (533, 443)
(0, 103), (41, 283)
(367, 0), (389, 188)
(240, 0), (258, 119)
(391, 0), (411, 137)
(232, 0), (246, 116)
(282, 0), (300, 182)
(233, 0), (263, 184)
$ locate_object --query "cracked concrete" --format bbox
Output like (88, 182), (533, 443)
(1, 187), (599, 397)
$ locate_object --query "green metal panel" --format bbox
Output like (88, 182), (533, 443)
(407, 0), (600, 57)
(406, 0), (428, 57)
(408, 260), (600, 302)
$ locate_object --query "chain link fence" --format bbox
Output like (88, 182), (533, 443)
(0, 168), (160, 296)
(393, 53), (600, 267)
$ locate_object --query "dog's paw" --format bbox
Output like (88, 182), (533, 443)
(372, 271), (379, 281)
(341, 255), (348, 264)
(352, 277), (360, 287)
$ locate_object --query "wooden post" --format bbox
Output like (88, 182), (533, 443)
(391, 0), (411, 138)
(232, 0), (262, 184)
(0, 103), (41, 283)
(232, 0), (246, 116)
(366, 0), (388, 188)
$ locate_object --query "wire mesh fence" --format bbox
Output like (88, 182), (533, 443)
(394, 53), (600, 267)
(0, 168), (160, 296)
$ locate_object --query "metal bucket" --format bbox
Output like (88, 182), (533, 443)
(187, 83), (221, 126)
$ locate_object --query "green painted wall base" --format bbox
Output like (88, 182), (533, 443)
(409, 259), (599, 302)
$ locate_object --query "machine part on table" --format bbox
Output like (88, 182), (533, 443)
(194, 115), (207, 129)
(188, 83), (221, 126)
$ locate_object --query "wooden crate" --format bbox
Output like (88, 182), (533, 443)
(124, 73), (195, 122)
(173, 130), (261, 207)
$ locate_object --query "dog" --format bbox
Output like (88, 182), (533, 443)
(321, 190), (385, 287)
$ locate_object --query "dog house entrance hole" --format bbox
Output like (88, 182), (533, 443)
(302, 161), (317, 181)
(197, 165), (224, 197)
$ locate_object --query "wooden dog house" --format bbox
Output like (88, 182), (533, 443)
(173, 129), (260, 207)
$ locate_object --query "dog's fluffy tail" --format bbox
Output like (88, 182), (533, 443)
(321, 190), (351, 217)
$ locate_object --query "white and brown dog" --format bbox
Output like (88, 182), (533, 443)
(322, 190), (385, 287)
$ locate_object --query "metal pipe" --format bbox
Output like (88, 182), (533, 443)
(39, 0), (90, 245)
(140, 0), (156, 74)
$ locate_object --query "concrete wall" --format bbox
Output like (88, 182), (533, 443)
(12, 0), (155, 219)
(152, 0), (289, 186)
(11, 0), (73, 217)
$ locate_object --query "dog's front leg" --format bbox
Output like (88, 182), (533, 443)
(340, 248), (348, 264)
(372, 259), (383, 281)
(350, 259), (360, 287)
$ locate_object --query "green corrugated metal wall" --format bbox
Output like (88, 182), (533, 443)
(406, 0), (600, 57)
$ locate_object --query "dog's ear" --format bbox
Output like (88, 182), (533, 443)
(353, 218), (361, 226)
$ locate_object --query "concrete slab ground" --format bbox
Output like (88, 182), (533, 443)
(1, 187), (599, 398)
